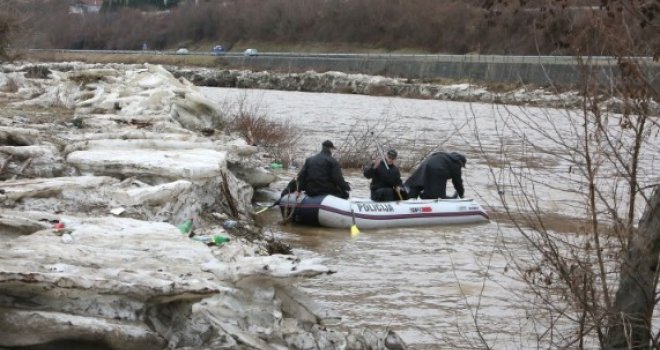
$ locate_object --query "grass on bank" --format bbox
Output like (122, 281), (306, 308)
(20, 40), (435, 67)
(148, 39), (435, 55)
(23, 51), (222, 68)
(221, 41), (433, 55)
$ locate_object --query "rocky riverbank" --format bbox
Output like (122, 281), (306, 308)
(175, 67), (586, 109)
(0, 62), (405, 349)
(173, 67), (660, 115)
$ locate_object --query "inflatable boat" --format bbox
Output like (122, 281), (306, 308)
(278, 194), (489, 229)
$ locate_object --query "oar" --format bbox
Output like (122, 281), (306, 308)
(255, 199), (281, 214)
(371, 132), (404, 201)
(395, 186), (404, 201)
(349, 199), (360, 237)
(370, 131), (389, 170)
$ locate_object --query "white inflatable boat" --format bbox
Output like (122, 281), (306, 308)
(278, 194), (489, 229)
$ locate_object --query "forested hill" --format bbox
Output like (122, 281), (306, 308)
(2, 0), (658, 58)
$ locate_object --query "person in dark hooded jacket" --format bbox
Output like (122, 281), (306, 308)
(404, 152), (467, 199)
(298, 140), (351, 199)
(363, 149), (405, 202)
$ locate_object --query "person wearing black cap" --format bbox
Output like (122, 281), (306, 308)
(404, 152), (467, 199)
(363, 148), (405, 202)
(297, 140), (351, 199)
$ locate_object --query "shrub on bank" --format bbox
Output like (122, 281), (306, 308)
(226, 97), (301, 168)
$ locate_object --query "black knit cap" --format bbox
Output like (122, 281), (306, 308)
(387, 149), (398, 158)
(322, 140), (335, 149)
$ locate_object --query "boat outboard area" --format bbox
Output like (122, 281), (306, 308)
(279, 193), (489, 229)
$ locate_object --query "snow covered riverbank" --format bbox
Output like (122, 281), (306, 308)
(0, 62), (405, 349)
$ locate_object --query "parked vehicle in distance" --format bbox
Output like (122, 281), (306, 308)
(176, 48), (189, 55)
(243, 48), (258, 56)
(212, 45), (225, 55)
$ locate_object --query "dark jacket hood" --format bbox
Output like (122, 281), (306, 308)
(448, 152), (467, 168)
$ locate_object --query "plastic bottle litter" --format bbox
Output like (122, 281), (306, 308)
(178, 218), (193, 234)
(191, 234), (230, 246)
(223, 220), (238, 229)
(61, 233), (74, 244)
(190, 235), (212, 243)
(53, 222), (74, 236)
(270, 162), (283, 169)
(60, 218), (76, 227)
(211, 235), (230, 245)
(53, 222), (65, 234)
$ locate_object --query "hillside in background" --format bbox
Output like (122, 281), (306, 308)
(1, 0), (658, 57)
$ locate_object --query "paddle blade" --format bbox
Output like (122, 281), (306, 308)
(255, 206), (270, 214)
(256, 199), (281, 215)
(351, 224), (360, 237)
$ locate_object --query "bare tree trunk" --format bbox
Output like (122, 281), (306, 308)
(605, 186), (660, 349)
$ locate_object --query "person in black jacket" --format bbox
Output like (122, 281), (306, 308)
(363, 149), (405, 202)
(404, 152), (467, 199)
(298, 140), (351, 199)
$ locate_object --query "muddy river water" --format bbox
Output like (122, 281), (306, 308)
(202, 87), (659, 349)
